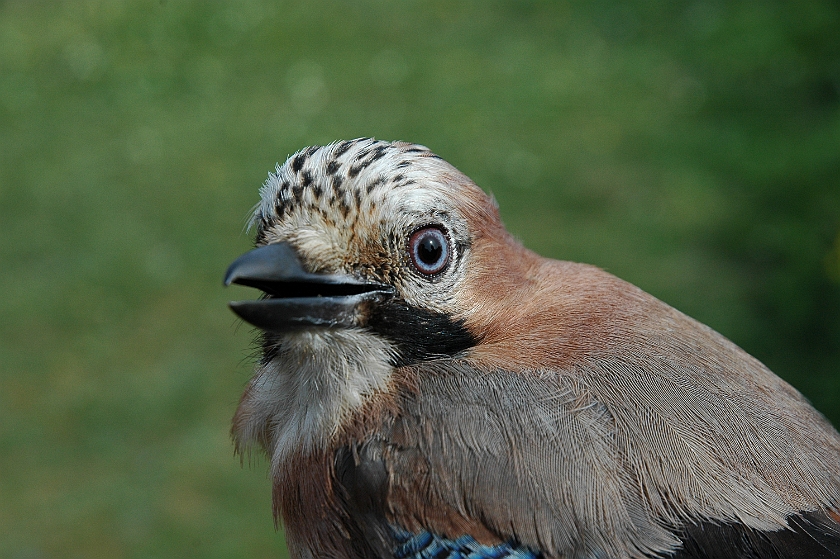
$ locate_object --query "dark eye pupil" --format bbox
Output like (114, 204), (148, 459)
(418, 235), (442, 265)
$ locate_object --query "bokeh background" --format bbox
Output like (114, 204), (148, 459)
(1, 1), (839, 557)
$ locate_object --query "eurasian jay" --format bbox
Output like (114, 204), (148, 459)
(224, 138), (840, 559)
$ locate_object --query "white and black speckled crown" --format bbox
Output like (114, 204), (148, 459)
(253, 138), (451, 243)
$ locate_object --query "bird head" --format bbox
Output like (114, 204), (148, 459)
(224, 139), (539, 463)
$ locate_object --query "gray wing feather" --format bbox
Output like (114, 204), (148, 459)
(382, 322), (840, 558)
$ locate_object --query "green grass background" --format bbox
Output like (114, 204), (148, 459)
(1, 1), (839, 557)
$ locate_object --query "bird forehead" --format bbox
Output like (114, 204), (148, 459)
(255, 139), (471, 237)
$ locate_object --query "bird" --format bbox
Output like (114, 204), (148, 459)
(224, 138), (840, 559)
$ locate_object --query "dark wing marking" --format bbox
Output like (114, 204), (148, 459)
(672, 511), (840, 558)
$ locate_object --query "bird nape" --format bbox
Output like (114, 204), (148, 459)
(224, 138), (840, 559)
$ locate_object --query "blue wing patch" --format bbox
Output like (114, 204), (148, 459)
(392, 527), (540, 559)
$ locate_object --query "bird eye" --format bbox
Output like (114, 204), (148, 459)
(408, 226), (450, 276)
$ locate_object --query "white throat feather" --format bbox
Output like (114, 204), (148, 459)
(234, 328), (396, 467)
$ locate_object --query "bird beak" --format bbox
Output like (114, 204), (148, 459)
(224, 242), (393, 332)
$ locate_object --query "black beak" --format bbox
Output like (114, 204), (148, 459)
(224, 242), (393, 332)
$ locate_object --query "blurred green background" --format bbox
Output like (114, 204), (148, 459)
(1, 0), (839, 557)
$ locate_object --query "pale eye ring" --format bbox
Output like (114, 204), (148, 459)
(408, 226), (450, 276)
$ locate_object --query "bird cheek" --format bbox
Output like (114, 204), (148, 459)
(455, 243), (576, 370)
